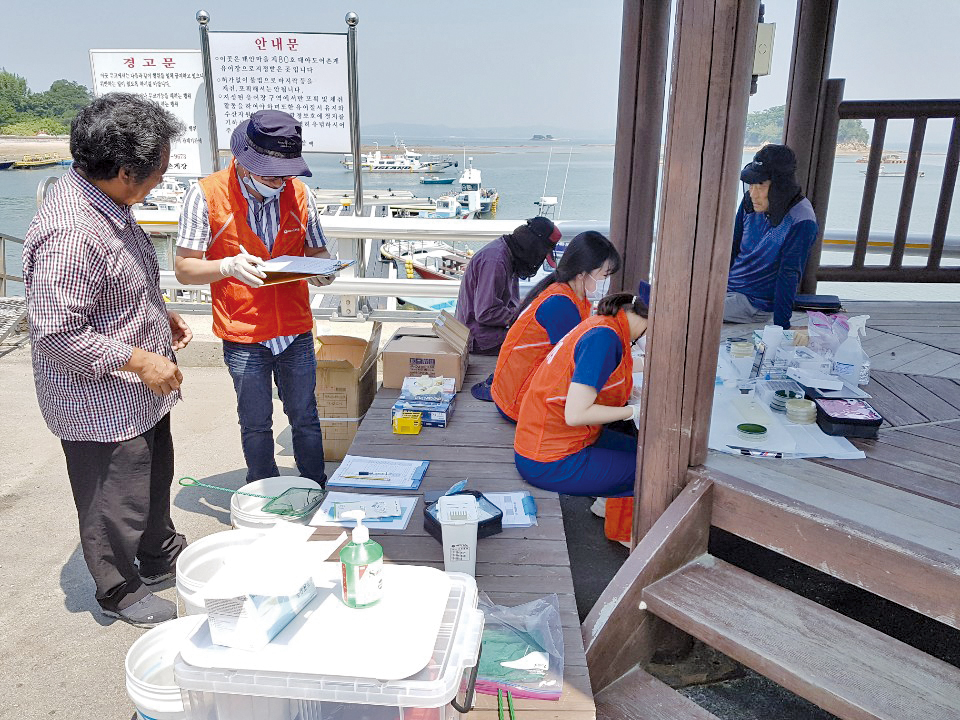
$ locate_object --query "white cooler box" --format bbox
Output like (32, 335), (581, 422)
(174, 571), (484, 720)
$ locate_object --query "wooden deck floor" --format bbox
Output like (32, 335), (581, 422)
(709, 300), (960, 629)
(309, 354), (595, 720)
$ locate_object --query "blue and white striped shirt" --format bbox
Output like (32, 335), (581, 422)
(177, 173), (331, 354)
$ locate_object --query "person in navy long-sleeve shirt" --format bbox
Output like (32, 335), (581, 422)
(725, 144), (818, 329)
(455, 217), (561, 353)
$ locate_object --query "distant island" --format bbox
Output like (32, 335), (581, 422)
(530, 134), (555, 141)
(745, 104), (869, 149)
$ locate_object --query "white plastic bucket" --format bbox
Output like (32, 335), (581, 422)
(125, 616), (204, 720)
(176, 529), (266, 616)
(229, 476), (322, 529)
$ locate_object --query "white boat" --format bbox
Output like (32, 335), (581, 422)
(340, 140), (457, 173)
(132, 199), (182, 233)
(859, 165), (925, 178)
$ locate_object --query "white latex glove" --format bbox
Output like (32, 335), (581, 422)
(627, 403), (642, 428)
(220, 251), (267, 287)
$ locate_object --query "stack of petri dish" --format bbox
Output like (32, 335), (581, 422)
(730, 341), (754, 358)
(785, 398), (817, 424)
(736, 423), (768, 442)
(770, 389), (804, 413)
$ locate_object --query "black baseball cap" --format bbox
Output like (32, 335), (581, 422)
(740, 144), (797, 184)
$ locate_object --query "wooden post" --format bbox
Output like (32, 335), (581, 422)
(633, 0), (760, 542)
(803, 78), (844, 296)
(608, 0), (671, 292)
(784, 0), (839, 293)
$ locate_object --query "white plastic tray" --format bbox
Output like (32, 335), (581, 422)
(180, 563), (451, 680)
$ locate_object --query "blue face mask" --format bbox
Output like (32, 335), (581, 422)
(243, 174), (285, 199)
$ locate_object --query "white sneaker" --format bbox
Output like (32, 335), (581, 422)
(589, 497), (606, 518)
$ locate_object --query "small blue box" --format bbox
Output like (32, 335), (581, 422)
(391, 397), (456, 428)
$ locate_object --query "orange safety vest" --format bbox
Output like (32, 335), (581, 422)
(604, 498), (634, 544)
(200, 160), (314, 343)
(492, 283), (592, 421)
(514, 311), (634, 462)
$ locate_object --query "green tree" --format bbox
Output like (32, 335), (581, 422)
(837, 118), (870, 145)
(33, 79), (92, 123)
(0, 69), (32, 113)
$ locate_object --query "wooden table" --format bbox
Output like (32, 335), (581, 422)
(309, 354), (596, 720)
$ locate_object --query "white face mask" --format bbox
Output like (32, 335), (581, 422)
(586, 273), (610, 302)
(243, 174), (285, 199)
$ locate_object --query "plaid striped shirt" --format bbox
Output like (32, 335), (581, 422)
(177, 174), (329, 355)
(23, 168), (178, 442)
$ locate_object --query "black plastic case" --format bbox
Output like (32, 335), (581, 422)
(815, 399), (884, 438)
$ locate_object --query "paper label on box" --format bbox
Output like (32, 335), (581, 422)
(409, 357), (436, 374)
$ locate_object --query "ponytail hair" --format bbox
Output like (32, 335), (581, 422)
(596, 292), (648, 319)
(511, 231), (621, 323)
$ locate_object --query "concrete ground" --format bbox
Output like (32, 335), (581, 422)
(4, 315), (956, 720)
(0, 316), (413, 720)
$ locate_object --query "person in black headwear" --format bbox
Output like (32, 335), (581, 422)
(455, 216), (561, 354)
(724, 144), (818, 329)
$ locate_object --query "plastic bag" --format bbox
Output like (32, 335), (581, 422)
(474, 592), (565, 701)
(806, 311), (849, 358)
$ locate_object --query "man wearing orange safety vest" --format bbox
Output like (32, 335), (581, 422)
(175, 110), (334, 485)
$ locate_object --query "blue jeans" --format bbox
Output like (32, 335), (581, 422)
(515, 428), (636, 497)
(222, 333), (326, 485)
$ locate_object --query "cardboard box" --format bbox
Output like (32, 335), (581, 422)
(381, 311), (470, 391)
(315, 322), (382, 461)
(391, 397), (456, 428)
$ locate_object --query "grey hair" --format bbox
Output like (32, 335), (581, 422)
(70, 93), (185, 183)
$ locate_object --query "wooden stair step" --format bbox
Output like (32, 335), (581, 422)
(704, 456), (960, 630)
(643, 554), (960, 720)
(595, 665), (721, 720)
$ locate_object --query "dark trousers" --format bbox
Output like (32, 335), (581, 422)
(222, 333), (327, 485)
(61, 413), (186, 612)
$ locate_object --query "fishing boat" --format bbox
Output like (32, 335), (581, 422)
(340, 140), (457, 173)
(381, 238), (473, 281)
(12, 153), (61, 169)
(859, 166), (925, 178)
(480, 187), (500, 215)
(132, 199), (182, 233)
(420, 176), (455, 185)
(0, 160), (14, 170)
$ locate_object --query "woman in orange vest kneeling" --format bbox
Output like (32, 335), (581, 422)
(490, 231), (621, 422)
(513, 293), (647, 525)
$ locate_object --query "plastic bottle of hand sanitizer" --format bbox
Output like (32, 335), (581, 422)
(832, 315), (870, 386)
(339, 510), (383, 608)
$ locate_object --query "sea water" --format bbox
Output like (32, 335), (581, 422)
(2, 138), (958, 300)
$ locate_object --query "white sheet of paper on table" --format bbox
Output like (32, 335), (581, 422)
(484, 491), (537, 527)
(310, 492), (419, 531)
(328, 455), (426, 489)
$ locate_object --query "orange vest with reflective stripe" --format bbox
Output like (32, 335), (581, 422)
(514, 311), (633, 462)
(200, 160), (314, 343)
(492, 283), (592, 421)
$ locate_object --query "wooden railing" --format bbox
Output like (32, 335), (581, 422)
(0, 233), (24, 296)
(806, 85), (960, 284)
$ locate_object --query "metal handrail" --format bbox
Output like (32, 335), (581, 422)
(0, 233), (25, 297)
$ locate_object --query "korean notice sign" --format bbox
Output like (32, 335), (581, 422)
(207, 31), (351, 154)
(89, 50), (211, 176)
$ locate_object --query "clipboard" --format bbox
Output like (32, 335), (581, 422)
(260, 258), (355, 286)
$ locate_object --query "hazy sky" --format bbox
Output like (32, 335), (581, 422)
(2, 0), (957, 139)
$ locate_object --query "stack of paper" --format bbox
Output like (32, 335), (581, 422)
(310, 492), (419, 531)
(328, 455), (429, 490)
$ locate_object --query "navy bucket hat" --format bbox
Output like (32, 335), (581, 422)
(230, 109), (312, 178)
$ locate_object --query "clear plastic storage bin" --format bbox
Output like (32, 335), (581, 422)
(175, 573), (483, 720)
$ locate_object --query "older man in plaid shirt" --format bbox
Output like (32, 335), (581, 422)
(23, 94), (190, 627)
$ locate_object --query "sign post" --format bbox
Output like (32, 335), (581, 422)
(196, 10), (221, 172)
